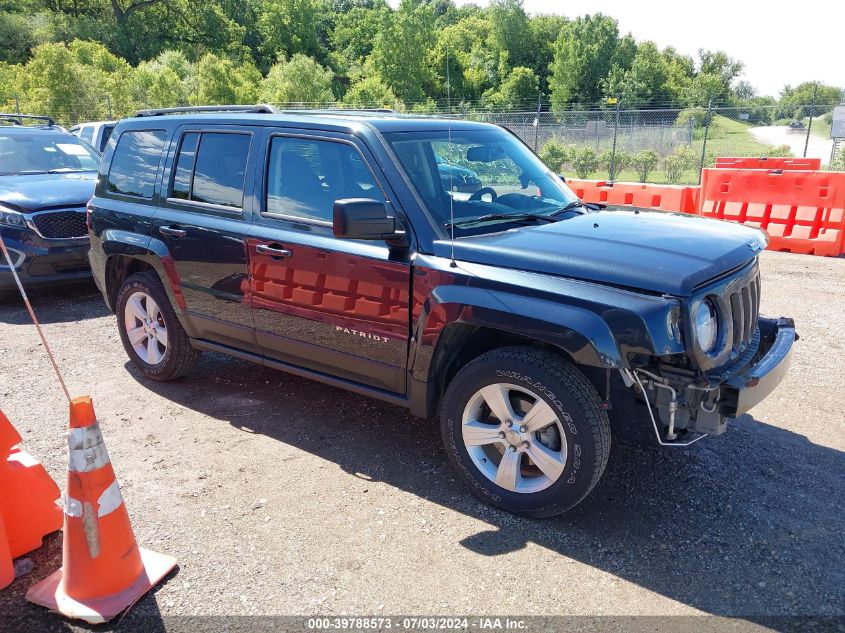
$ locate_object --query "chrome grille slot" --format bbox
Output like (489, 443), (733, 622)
(750, 276), (760, 334)
(741, 284), (752, 342)
(730, 292), (743, 349)
(727, 272), (760, 354)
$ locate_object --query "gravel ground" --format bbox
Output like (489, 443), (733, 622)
(0, 251), (843, 632)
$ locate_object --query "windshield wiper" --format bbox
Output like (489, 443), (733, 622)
(445, 212), (559, 229)
(0, 170), (48, 176)
(551, 199), (587, 215)
(47, 168), (95, 174)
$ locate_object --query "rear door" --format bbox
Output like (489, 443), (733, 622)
(247, 129), (412, 394)
(153, 125), (258, 351)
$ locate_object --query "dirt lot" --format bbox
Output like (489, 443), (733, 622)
(0, 250), (843, 631)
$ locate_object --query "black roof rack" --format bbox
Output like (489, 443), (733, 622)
(133, 104), (277, 118)
(280, 108), (397, 115)
(0, 113), (56, 127)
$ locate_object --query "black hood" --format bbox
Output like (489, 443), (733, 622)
(0, 172), (97, 212)
(434, 208), (767, 296)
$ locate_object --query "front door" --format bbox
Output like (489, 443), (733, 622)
(153, 126), (258, 351)
(247, 131), (411, 394)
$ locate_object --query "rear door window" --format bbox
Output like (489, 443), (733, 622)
(107, 129), (167, 198)
(169, 131), (251, 210)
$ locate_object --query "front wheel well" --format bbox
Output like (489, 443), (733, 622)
(425, 325), (603, 419)
(104, 255), (155, 311)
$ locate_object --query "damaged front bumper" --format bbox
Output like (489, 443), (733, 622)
(629, 316), (796, 443)
(719, 316), (796, 417)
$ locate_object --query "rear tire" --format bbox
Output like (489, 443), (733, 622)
(116, 271), (199, 381)
(440, 347), (611, 518)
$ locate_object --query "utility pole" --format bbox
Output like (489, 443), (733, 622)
(699, 97), (713, 184)
(803, 82), (818, 159)
(609, 96), (621, 181)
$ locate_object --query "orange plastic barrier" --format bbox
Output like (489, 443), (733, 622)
(699, 169), (845, 257)
(1, 514), (13, 591)
(27, 396), (176, 624)
(0, 409), (62, 562)
(567, 179), (699, 215)
(714, 157), (821, 171)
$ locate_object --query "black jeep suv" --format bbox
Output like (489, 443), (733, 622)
(0, 114), (100, 298)
(88, 105), (796, 517)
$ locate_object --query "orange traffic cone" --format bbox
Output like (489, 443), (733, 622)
(26, 396), (176, 623)
(1, 513), (13, 591)
(0, 409), (62, 559)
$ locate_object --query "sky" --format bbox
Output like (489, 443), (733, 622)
(407, 0), (845, 98)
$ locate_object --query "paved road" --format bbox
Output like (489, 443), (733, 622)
(748, 125), (834, 162)
(0, 251), (843, 631)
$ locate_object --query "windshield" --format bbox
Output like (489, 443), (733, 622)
(0, 131), (100, 176)
(384, 128), (579, 235)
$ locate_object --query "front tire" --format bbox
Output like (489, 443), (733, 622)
(116, 271), (199, 381)
(440, 347), (611, 518)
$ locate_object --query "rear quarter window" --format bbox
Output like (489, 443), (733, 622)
(107, 129), (167, 199)
(168, 131), (251, 210)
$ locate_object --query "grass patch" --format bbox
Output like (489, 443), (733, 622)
(808, 116), (831, 139)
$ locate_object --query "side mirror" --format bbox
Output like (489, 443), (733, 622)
(333, 198), (402, 241)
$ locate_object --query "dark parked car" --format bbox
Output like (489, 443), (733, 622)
(0, 114), (99, 299)
(435, 153), (482, 193)
(88, 105), (795, 517)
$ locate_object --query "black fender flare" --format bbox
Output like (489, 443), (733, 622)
(100, 231), (188, 322)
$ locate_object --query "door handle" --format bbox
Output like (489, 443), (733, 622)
(256, 244), (293, 259)
(159, 226), (187, 239)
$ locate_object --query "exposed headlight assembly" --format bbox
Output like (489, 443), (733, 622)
(694, 298), (719, 353)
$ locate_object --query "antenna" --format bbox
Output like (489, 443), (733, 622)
(446, 45), (456, 268)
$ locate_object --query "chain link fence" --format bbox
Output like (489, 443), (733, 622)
(1, 92), (840, 185)
(472, 103), (839, 185)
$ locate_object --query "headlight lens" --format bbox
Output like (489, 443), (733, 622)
(0, 204), (25, 227)
(694, 299), (718, 353)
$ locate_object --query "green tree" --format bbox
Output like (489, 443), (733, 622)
(256, 0), (325, 66)
(483, 66), (538, 110)
(342, 74), (397, 108)
(195, 53), (260, 105)
(486, 0), (531, 71)
(259, 53), (334, 104)
(779, 82), (842, 120)
(662, 47), (696, 104)
(131, 51), (196, 109)
(525, 14), (567, 93)
(549, 13), (619, 109)
(331, 0), (390, 68)
(630, 149), (659, 182)
(109, 0), (247, 65)
(371, 0), (435, 103)
(427, 15), (494, 102)
(16, 42), (100, 123)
